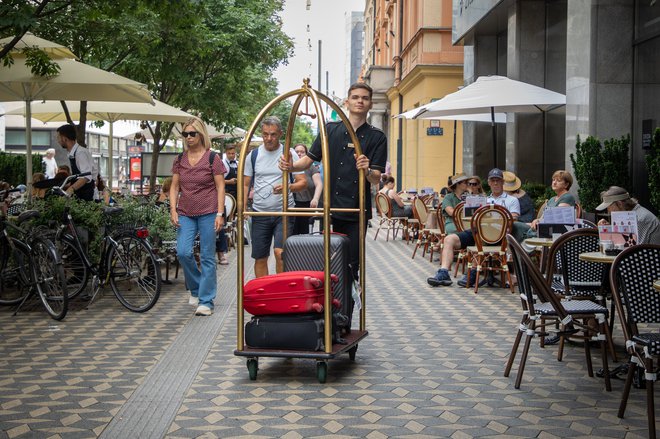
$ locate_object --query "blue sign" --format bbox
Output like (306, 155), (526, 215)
(427, 127), (444, 136)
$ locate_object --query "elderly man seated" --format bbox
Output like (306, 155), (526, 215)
(427, 168), (520, 287)
(596, 186), (660, 245)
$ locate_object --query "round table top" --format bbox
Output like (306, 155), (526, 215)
(524, 237), (555, 247)
(579, 251), (616, 263)
(654, 280), (660, 292)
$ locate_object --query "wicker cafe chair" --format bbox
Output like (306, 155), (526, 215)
(428, 206), (446, 262)
(374, 193), (407, 242)
(504, 235), (612, 391)
(224, 194), (237, 249)
(543, 228), (617, 358)
(411, 197), (442, 260)
(451, 201), (469, 276)
(465, 204), (513, 293)
(609, 244), (660, 439)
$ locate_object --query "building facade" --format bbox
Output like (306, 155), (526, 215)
(363, 0), (464, 192)
(454, 0), (658, 207)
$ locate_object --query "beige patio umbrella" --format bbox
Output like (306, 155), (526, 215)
(0, 36), (153, 185)
(0, 32), (76, 59)
(6, 99), (194, 189)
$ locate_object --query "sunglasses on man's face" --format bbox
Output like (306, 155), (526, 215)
(182, 131), (198, 138)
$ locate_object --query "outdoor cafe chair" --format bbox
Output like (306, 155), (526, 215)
(609, 244), (660, 439)
(451, 201), (469, 276)
(374, 193), (408, 242)
(411, 197), (442, 260)
(543, 228), (617, 360)
(504, 235), (612, 391)
(224, 194), (237, 249)
(427, 205), (446, 262)
(465, 204), (514, 293)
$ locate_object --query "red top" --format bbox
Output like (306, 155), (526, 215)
(171, 150), (226, 217)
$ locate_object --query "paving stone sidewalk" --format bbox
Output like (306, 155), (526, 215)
(0, 229), (653, 438)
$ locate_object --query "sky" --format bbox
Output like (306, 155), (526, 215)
(274, 0), (362, 100)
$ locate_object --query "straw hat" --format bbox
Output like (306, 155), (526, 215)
(502, 171), (521, 192)
(450, 173), (469, 187)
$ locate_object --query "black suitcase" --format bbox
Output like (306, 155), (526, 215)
(245, 313), (348, 351)
(282, 233), (354, 330)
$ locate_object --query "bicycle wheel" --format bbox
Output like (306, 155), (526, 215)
(31, 237), (68, 320)
(0, 237), (31, 305)
(57, 236), (89, 299)
(108, 234), (161, 312)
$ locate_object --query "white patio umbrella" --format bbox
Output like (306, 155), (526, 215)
(415, 75), (566, 167)
(6, 99), (194, 189)
(395, 108), (506, 175)
(0, 32), (76, 59)
(0, 37), (153, 185)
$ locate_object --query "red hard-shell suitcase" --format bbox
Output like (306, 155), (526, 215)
(243, 270), (339, 316)
(282, 233), (353, 331)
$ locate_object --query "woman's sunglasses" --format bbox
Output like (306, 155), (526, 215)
(182, 131), (198, 138)
(468, 182), (480, 186)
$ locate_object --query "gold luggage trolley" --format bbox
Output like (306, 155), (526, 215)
(234, 80), (368, 383)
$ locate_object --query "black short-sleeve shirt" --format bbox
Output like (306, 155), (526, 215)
(308, 121), (387, 221)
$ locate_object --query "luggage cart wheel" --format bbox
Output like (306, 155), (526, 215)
(348, 345), (358, 361)
(247, 358), (258, 380)
(316, 361), (327, 383)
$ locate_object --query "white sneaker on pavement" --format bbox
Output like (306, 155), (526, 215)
(195, 305), (212, 316)
(188, 295), (198, 306)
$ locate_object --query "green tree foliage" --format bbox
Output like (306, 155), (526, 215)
(0, 152), (43, 186)
(269, 99), (315, 147)
(646, 127), (660, 213)
(570, 135), (631, 212)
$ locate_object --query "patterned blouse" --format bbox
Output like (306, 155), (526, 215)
(171, 149), (226, 217)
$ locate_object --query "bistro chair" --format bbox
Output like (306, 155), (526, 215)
(374, 193), (407, 242)
(609, 244), (660, 439)
(451, 201), (469, 276)
(465, 204), (513, 293)
(411, 197), (442, 259)
(224, 194), (237, 249)
(504, 235), (612, 391)
(543, 228), (617, 360)
(427, 205), (446, 262)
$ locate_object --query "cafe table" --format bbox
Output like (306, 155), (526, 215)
(523, 237), (556, 272)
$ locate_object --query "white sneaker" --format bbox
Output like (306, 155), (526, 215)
(188, 295), (198, 306)
(195, 305), (212, 316)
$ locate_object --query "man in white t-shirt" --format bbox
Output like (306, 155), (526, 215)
(243, 116), (306, 277)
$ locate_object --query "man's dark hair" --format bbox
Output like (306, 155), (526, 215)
(56, 124), (77, 141)
(347, 82), (373, 99)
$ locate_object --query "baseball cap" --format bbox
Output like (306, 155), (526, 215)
(596, 186), (630, 211)
(487, 168), (504, 180)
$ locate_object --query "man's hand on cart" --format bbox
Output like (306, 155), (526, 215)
(278, 155), (293, 172)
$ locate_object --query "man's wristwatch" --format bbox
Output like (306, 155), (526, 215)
(216, 212), (225, 218)
(366, 168), (372, 177)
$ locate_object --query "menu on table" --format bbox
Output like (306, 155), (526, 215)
(537, 206), (577, 239)
(598, 211), (638, 248)
(464, 195), (487, 217)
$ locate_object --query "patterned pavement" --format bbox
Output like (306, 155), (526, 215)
(0, 228), (654, 438)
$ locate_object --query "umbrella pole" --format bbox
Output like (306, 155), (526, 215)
(25, 99), (32, 189)
(108, 121), (114, 192)
(452, 120), (457, 175)
(491, 107), (497, 168)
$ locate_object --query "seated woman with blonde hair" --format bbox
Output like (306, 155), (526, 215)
(380, 176), (413, 218)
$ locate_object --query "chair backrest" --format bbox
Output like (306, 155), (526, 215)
(452, 201), (466, 232)
(575, 202), (583, 219)
(536, 199), (548, 220)
(435, 205), (445, 234)
(545, 228), (601, 290)
(412, 196), (429, 224)
(506, 234), (569, 321)
(225, 194), (237, 221)
(471, 204), (513, 248)
(375, 193), (392, 218)
(610, 245), (660, 331)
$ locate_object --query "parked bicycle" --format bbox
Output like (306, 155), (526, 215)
(50, 173), (162, 312)
(0, 188), (68, 320)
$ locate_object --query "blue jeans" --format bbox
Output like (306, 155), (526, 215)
(177, 213), (217, 309)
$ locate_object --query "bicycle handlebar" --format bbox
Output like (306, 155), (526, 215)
(51, 172), (92, 197)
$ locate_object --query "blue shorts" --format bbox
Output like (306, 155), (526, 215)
(457, 230), (475, 248)
(251, 215), (293, 259)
